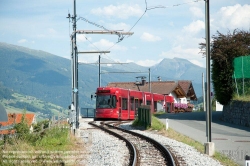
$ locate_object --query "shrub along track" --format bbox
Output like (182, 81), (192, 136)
(89, 121), (177, 166)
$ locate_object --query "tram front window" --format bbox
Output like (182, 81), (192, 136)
(96, 95), (116, 108)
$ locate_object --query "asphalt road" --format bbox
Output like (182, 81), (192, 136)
(157, 111), (250, 166)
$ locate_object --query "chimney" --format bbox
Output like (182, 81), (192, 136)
(141, 79), (146, 85)
(157, 76), (161, 81)
(135, 76), (146, 86)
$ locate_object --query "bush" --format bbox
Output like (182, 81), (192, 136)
(35, 127), (70, 150)
(200, 30), (250, 105)
(13, 112), (30, 140)
(33, 119), (50, 132)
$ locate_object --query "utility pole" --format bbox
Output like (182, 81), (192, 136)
(69, 0), (78, 134)
(78, 51), (110, 87)
(202, 73), (206, 112)
(78, 52), (129, 88)
(68, 0), (133, 135)
(99, 55), (101, 87)
(149, 68), (151, 92)
(205, 0), (211, 143)
(204, 0), (214, 156)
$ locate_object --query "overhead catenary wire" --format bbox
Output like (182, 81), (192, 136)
(76, 0), (203, 69)
(106, 0), (202, 52)
(84, 36), (101, 51)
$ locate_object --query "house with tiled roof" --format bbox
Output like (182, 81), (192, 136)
(0, 113), (36, 137)
(178, 80), (197, 102)
(107, 80), (197, 112)
(108, 80), (196, 101)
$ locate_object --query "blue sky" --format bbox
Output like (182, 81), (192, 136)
(0, 0), (249, 67)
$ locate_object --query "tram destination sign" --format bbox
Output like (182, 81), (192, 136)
(97, 90), (110, 93)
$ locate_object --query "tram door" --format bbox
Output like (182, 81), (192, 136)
(118, 96), (122, 119)
(135, 98), (139, 117)
(130, 97), (134, 119)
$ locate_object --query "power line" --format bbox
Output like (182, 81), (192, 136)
(147, 0), (202, 10)
(77, 17), (110, 31)
(77, 17), (125, 43)
(127, 0), (202, 34)
(84, 36), (100, 51)
(109, 0), (203, 50)
(75, 0), (203, 66)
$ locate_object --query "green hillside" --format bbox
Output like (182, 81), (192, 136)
(0, 42), (96, 108)
(0, 83), (67, 121)
(0, 42), (205, 111)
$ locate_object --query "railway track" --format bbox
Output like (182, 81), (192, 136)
(89, 121), (177, 166)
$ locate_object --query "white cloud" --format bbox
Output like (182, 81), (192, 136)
(91, 4), (143, 19)
(214, 4), (250, 30)
(159, 46), (205, 67)
(37, 34), (45, 38)
(182, 20), (205, 35)
(18, 39), (27, 43)
(189, 7), (204, 18)
(106, 22), (130, 31)
(189, 59), (204, 67)
(77, 34), (92, 43)
(158, 18), (206, 68)
(48, 28), (57, 35)
(140, 32), (161, 42)
(35, 28), (62, 39)
(91, 39), (127, 51)
(136, 59), (162, 67)
(125, 59), (134, 63)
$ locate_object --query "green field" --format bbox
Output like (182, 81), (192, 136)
(1, 92), (68, 121)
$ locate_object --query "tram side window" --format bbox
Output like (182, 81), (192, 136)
(122, 98), (128, 110)
(112, 95), (117, 108)
(135, 99), (139, 109)
(167, 103), (170, 113)
(130, 97), (134, 110)
(139, 100), (143, 106)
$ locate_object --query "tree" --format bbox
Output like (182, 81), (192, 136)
(200, 30), (250, 105)
(13, 111), (30, 139)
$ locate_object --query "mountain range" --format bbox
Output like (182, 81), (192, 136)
(0, 42), (205, 109)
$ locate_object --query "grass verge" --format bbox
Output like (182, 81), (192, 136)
(0, 123), (85, 165)
(233, 94), (250, 101)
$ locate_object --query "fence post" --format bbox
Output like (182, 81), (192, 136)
(166, 118), (169, 130)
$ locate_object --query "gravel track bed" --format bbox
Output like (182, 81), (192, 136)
(120, 123), (223, 166)
(79, 127), (129, 166)
(79, 121), (223, 166)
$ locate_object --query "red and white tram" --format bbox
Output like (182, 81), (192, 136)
(94, 87), (174, 120)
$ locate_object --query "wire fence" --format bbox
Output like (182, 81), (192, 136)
(80, 108), (95, 118)
(233, 55), (250, 96)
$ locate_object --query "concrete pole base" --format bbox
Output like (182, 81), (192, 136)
(75, 129), (80, 137)
(204, 142), (215, 156)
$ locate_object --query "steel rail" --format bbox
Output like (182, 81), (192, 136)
(105, 123), (176, 166)
(89, 121), (137, 166)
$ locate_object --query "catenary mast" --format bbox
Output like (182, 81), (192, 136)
(68, 0), (133, 134)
